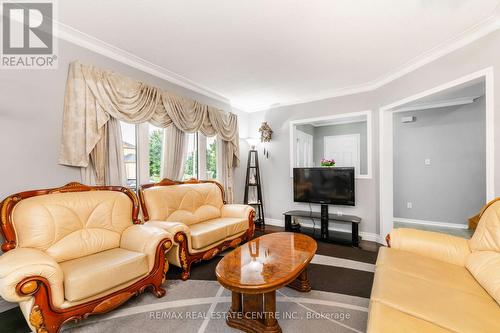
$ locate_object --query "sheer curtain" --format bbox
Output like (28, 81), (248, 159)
(79, 117), (126, 186)
(161, 126), (188, 180)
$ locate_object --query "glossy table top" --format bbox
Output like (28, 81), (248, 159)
(216, 232), (317, 293)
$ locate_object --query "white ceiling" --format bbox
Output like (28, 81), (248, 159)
(58, 0), (500, 112)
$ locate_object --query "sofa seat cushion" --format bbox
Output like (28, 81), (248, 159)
(207, 217), (248, 238)
(368, 301), (452, 333)
(189, 221), (226, 249)
(189, 217), (247, 249)
(377, 247), (489, 298)
(370, 259), (500, 332)
(60, 248), (148, 302)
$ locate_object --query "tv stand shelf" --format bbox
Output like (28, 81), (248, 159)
(283, 210), (361, 247)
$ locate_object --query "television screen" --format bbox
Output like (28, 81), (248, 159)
(293, 167), (355, 206)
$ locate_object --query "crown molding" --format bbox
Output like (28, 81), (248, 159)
(371, 11), (500, 90)
(53, 10), (500, 114)
(54, 21), (230, 105)
(241, 12), (500, 113)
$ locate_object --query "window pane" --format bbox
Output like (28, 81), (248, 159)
(148, 125), (163, 183)
(120, 121), (137, 189)
(206, 136), (217, 180)
(183, 133), (198, 180)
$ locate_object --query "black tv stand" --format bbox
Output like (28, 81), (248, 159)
(320, 204), (329, 239)
(284, 209), (361, 247)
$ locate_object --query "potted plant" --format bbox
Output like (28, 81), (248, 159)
(320, 158), (335, 167)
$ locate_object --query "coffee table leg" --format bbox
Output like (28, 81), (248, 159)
(227, 291), (282, 333)
(288, 268), (312, 292)
(231, 291), (242, 312)
(264, 291), (278, 328)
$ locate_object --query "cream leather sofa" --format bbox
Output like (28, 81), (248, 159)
(368, 201), (500, 333)
(0, 183), (173, 333)
(140, 179), (255, 280)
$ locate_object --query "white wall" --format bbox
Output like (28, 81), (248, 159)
(0, 37), (243, 311)
(245, 93), (378, 235)
(0, 38), (236, 201)
(2, 9), (500, 245)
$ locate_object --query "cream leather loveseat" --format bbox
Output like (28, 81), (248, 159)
(368, 200), (500, 333)
(140, 179), (255, 280)
(0, 183), (173, 333)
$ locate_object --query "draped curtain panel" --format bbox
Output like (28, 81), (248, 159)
(59, 61), (239, 198)
(79, 117), (126, 186)
(106, 117), (126, 186)
(218, 137), (234, 203)
(161, 126), (187, 180)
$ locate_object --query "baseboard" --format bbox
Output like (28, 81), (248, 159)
(264, 218), (384, 244)
(264, 218), (285, 227)
(393, 217), (468, 229)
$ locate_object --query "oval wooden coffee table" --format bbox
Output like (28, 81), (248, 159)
(216, 232), (317, 333)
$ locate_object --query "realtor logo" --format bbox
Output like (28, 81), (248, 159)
(1, 1), (57, 68)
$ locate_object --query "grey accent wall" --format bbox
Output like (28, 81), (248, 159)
(393, 97), (486, 225)
(313, 122), (367, 173)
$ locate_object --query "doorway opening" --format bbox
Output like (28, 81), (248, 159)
(379, 68), (494, 239)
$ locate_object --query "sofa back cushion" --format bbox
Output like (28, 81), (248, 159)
(466, 251), (500, 306)
(12, 191), (133, 262)
(467, 200), (500, 305)
(143, 182), (223, 225)
(470, 200), (500, 252)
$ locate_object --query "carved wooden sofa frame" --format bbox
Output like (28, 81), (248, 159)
(0, 183), (172, 333)
(139, 178), (255, 280)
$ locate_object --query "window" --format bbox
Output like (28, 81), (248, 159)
(148, 124), (163, 183)
(120, 121), (219, 190)
(183, 133), (198, 180)
(205, 136), (217, 179)
(182, 133), (218, 180)
(120, 122), (137, 189)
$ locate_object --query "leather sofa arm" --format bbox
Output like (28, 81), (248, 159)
(120, 225), (173, 270)
(0, 248), (64, 306)
(221, 204), (255, 219)
(389, 228), (471, 266)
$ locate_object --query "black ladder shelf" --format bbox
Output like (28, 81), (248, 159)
(244, 149), (264, 227)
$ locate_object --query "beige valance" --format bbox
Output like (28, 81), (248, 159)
(59, 61), (239, 169)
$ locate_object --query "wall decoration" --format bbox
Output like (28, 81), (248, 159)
(258, 122), (273, 142)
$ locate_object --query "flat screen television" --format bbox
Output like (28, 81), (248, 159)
(293, 167), (355, 206)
